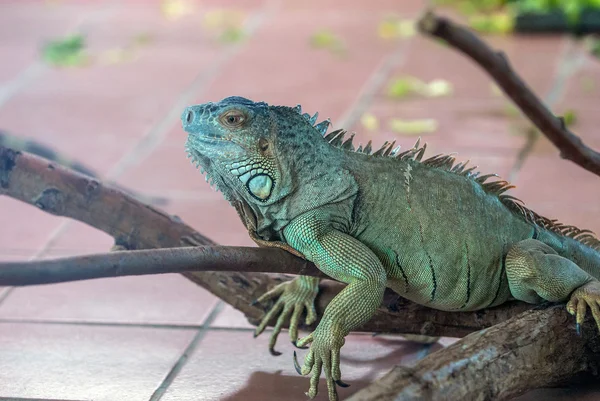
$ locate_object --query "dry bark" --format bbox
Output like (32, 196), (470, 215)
(348, 306), (600, 401)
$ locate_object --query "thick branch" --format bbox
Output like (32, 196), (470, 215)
(0, 146), (535, 337)
(348, 305), (600, 401)
(417, 10), (600, 177)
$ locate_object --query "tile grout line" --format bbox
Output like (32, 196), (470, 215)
(336, 39), (412, 130)
(0, 317), (255, 333)
(0, 220), (76, 307)
(507, 37), (587, 182)
(148, 301), (225, 401)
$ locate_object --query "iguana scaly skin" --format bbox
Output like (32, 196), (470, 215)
(181, 97), (600, 401)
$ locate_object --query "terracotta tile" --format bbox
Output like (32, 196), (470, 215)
(0, 321), (196, 400)
(211, 303), (255, 329)
(164, 198), (255, 246)
(162, 330), (441, 401)
(117, 126), (216, 195)
(351, 98), (525, 156)
(0, 197), (64, 262)
(511, 155), (600, 235)
(386, 32), (566, 102)
(0, 273), (218, 325)
(194, 9), (404, 125)
(281, 0), (426, 13)
(42, 220), (116, 256)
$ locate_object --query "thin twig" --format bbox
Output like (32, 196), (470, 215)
(0, 246), (322, 286)
(417, 10), (600, 177)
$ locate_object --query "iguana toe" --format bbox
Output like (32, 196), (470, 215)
(252, 277), (319, 356)
(567, 280), (600, 334)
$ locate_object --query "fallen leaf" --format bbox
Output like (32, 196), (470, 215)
(133, 33), (154, 46)
(387, 76), (453, 99)
(42, 34), (89, 67)
(202, 9), (247, 45)
(161, 0), (193, 20)
(310, 29), (346, 56)
(377, 17), (416, 39)
(387, 77), (419, 99)
(389, 118), (438, 135)
(361, 113), (379, 131)
(425, 79), (453, 97)
(218, 27), (246, 44)
(99, 47), (137, 65)
(562, 109), (577, 127)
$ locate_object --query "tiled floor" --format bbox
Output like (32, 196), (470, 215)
(0, 1), (599, 400)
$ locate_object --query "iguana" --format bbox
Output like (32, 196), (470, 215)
(180, 96), (600, 401)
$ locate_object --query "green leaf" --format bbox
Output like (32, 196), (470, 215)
(218, 27), (246, 43)
(389, 118), (438, 135)
(309, 30), (347, 57)
(386, 76), (453, 99)
(360, 113), (379, 131)
(42, 34), (89, 67)
(387, 77), (418, 99)
(562, 109), (577, 127)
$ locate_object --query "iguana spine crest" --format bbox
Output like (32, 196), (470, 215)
(291, 104), (600, 251)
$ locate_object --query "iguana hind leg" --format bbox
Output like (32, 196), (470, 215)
(506, 238), (600, 333)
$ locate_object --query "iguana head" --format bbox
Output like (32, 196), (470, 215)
(181, 96), (358, 238)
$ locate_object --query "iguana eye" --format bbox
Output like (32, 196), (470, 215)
(220, 110), (246, 128)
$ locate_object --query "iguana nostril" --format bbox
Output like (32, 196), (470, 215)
(186, 110), (194, 124)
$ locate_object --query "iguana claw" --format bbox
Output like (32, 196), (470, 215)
(292, 340), (308, 349)
(293, 351), (303, 375)
(335, 380), (350, 388)
(566, 280), (600, 336)
(269, 347), (282, 357)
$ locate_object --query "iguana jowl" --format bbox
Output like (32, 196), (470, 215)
(181, 96), (600, 401)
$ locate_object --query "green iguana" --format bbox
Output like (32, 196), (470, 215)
(180, 96), (600, 401)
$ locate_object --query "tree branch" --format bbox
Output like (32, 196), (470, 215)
(417, 10), (600, 177)
(0, 246), (323, 286)
(0, 146), (536, 338)
(348, 305), (600, 401)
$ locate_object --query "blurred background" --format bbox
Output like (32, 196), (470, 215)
(0, 0), (599, 400)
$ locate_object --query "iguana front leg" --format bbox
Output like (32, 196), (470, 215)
(284, 212), (387, 401)
(253, 275), (319, 355)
